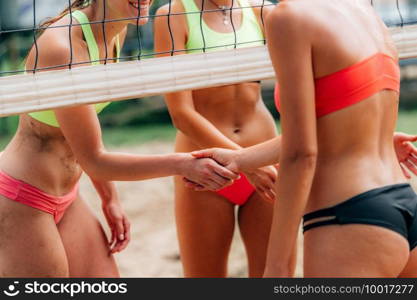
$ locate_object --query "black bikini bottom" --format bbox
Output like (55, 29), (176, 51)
(303, 184), (417, 250)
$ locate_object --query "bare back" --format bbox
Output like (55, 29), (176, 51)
(299, 0), (404, 211)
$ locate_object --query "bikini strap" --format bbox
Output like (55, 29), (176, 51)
(303, 206), (338, 233)
(70, 10), (120, 64)
(303, 206), (336, 222)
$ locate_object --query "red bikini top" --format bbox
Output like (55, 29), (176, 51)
(274, 53), (400, 118)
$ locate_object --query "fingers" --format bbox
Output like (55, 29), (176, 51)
(401, 163), (411, 179)
(405, 142), (417, 157)
(183, 177), (205, 190)
(255, 186), (275, 202)
(207, 172), (232, 189)
(191, 149), (214, 159)
(401, 133), (417, 142)
(261, 178), (276, 201)
(264, 167), (278, 182)
(115, 218), (131, 253)
(116, 216), (125, 243)
(110, 216), (130, 254)
(410, 153), (417, 166)
(404, 160), (417, 177)
(211, 163), (239, 180)
(246, 170), (276, 202)
(109, 228), (115, 247)
(263, 188), (276, 202)
(409, 135), (417, 142)
(104, 204), (131, 254)
(194, 160), (238, 190)
(194, 177), (226, 191)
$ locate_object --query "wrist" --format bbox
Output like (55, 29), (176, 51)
(235, 149), (248, 173)
(171, 153), (191, 176)
(101, 197), (119, 205)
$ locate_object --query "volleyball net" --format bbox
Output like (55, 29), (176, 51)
(0, 0), (416, 117)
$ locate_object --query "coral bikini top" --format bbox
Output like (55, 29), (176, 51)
(274, 52), (400, 118)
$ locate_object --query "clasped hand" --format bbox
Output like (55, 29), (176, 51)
(182, 149), (278, 202)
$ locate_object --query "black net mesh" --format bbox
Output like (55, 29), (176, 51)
(0, 0), (414, 77)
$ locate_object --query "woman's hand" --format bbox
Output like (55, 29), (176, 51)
(179, 153), (239, 191)
(393, 132), (417, 178)
(191, 148), (241, 173)
(91, 179), (131, 254)
(244, 165), (278, 202)
(102, 200), (131, 254)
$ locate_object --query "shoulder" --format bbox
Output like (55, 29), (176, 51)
(26, 16), (87, 71)
(155, 0), (185, 16)
(248, 0), (276, 15)
(248, 0), (276, 32)
(154, 1), (187, 35)
(266, 1), (317, 39)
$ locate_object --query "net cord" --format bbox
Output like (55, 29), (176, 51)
(0, 24), (415, 118)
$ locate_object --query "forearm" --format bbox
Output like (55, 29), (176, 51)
(91, 179), (118, 204)
(236, 136), (281, 171)
(174, 112), (241, 150)
(83, 152), (187, 181)
(265, 155), (316, 274)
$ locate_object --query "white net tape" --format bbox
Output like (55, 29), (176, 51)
(0, 24), (416, 117)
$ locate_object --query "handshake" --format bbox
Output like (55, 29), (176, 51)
(178, 148), (278, 202)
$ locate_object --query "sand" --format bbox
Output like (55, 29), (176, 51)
(79, 141), (416, 278)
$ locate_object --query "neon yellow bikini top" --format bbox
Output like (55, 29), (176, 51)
(182, 0), (264, 53)
(28, 10), (120, 127)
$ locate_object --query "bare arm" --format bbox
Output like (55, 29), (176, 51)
(54, 103), (236, 187)
(263, 4), (318, 277)
(153, 3), (277, 197)
(153, 4), (242, 150)
(235, 136), (281, 171)
(28, 26), (238, 188)
(393, 132), (417, 178)
(90, 179), (131, 253)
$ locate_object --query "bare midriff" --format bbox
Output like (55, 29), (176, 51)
(175, 83), (277, 153)
(0, 115), (82, 197)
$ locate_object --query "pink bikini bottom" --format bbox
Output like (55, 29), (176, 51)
(0, 170), (78, 223)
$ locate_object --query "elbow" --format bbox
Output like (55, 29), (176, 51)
(284, 148), (318, 168)
(170, 111), (189, 131)
(78, 152), (110, 181)
(83, 166), (109, 181)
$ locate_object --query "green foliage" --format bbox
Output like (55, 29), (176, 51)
(0, 111), (416, 150)
(396, 110), (417, 134)
(102, 124), (176, 146)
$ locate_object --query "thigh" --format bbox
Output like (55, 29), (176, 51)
(0, 195), (68, 277)
(175, 177), (236, 277)
(58, 194), (119, 277)
(304, 224), (409, 277)
(238, 192), (274, 277)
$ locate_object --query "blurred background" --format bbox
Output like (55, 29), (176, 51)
(0, 0), (416, 143)
(0, 0), (416, 277)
